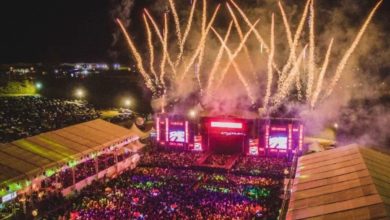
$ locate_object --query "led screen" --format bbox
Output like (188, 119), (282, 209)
(211, 121), (243, 129)
(269, 136), (288, 149)
(169, 130), (185, 143)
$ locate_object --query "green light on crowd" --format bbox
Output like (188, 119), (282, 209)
(35, 82), (42, 90)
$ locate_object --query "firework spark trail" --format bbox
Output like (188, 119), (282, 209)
(161, 94), (166, 113)
(195, 0), (208, 95)
(168, 0), (182, 51)
(311, 38), (334, 108)
(116, 19), (155, 92)
(212, 27), (256, 104)
(215, 19), (261, 89)
(278, 1), (295, 85)
(177, 0), (197, 66)
(278, 1), (294, 57)
(201, 0), (207, 40)
(143, 14), (159, 83)
(325, 0), (383, 98)
(226, 3), (256, 76)
(296, 74), (302, 100)
(261, 42), (263, 54)
(144, 9), (177, 77)
(278, 1), (294, 59)
(306, 0), (316, 100)
(195, 64), (203, 96)
(180, 5), (221, 81)
(279, 0), (311, 86)
(229, 0), (280, 74)
(229, 0), (268, 51)
(264, 14), (275, 109)
(274, 45), (307, 107)
(206, 21), (234, 95)
(160, 14), (168, 91)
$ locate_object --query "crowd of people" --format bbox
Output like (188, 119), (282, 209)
(55, 166), (283, 219)
(203, 154), (234, 167)
(0, 96), (100, 143)
(3, 149), (290, 219)
(139, 150), (203, 168)
(26, 149), (286, 219)
(42, 151), (134, 190)
(232, 156), (291, 178)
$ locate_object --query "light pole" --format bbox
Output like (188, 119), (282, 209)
(74, 88), (85, 100)
(123, 98), (132, 109)
(35, 82), (42, 90)
(189, 110), (197, 119)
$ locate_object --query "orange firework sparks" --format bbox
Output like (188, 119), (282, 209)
(116, 19), (155, 92)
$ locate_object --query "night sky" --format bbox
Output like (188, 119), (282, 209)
(0, 0), (388, 64)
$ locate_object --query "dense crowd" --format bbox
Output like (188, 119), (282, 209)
(139, 150), (203, 168)
(0, 96), (99, 143)
(48, 150), (287, 219)
(41, 151), (134, 190)
(60, 166), (283, 219)
(233, 156), (291, 178)
(203, 154), (233, 167)
(4, 150), (289, 219)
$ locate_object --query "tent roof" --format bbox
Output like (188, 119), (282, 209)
(287, 144), (390, 220)
(0, 119), (138, 186)
(125, 139), (146, 152)
(129, 124), (151, 140)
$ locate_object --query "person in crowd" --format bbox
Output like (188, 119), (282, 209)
(13, 149), (287, 219)
(0, 96), (99, 143)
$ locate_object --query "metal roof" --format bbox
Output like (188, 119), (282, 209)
(0, 119), (137, 186)
(287, 144), (390, 220)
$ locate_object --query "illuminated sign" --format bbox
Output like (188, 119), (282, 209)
(249, 147), (258, 155)
(211, 122), (243, 129)
(194, 143), (202, 151)
(194, 135), (202, 151)
(271, 127), (287, 131)
(1, 192), (17, 204)
(170, 122), (184, 126)
(168, 142), (184, 146)
(220, 131), (245, 136)
(249, 139), (258, 155)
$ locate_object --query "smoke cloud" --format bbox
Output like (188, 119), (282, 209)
(109, 0), (135, 60)
(116, 0), (389, 147)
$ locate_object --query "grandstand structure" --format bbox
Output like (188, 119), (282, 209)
(0, 119), (146, 203)
(287, 144), (390, 220)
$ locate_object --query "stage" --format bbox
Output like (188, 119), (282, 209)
(154, 114), (304, 160)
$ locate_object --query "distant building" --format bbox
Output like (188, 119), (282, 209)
(0, 63), (132, 79)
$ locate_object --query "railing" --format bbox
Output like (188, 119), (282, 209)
(278, 153), (299, 220)
(61, 153), (140, 196)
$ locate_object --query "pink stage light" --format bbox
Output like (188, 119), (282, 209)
(271, 127), (287, 131)
(156, 117), (160, 141)
(265, 124), (270, 149)
(288, 124), (292, 150)
(165, 118), (169, 141)
(211, 121), (243, 129)
(170, 122), (184, 126)
(185, 121), (189, 143)
(299, 124), (304, 151)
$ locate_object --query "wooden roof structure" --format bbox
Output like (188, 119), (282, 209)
(0, 119), (139, 186)
(287, 144), (390, 220)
